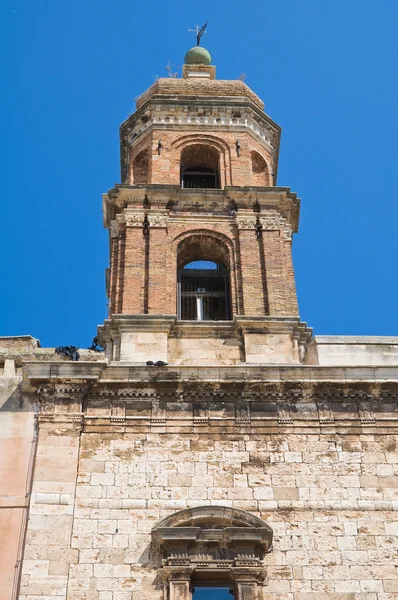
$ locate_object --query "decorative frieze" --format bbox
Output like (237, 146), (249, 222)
(127, 112), (274, 151)
(235, 213), (292, 240)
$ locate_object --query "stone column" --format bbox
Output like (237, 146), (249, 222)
(231, 567), (266, 600)
(164, 568), (193, 600)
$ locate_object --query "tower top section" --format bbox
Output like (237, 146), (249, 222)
(118, 40), (281, 189)
(184, 22), (213, 77)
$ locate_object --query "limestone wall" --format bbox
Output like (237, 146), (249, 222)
(23, 429), (398, 600)
(306, 337), (398, 367)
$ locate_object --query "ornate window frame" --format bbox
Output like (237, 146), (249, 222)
(151, 506), (273, 600)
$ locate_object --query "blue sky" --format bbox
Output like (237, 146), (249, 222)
(1, 0), (398, 347)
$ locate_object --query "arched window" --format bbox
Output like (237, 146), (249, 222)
(152, 506), (273, 600)
(176, 233), (233, 321)
(181, 144), (220, 189)
(133, 149), (149, 184)
(178, 261), (230, 321)
(251, 151), (270, 186)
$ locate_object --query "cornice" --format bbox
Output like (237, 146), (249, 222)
(30, 377), (398, 434)
(126, 117), (274, 154)
(22, 361), (398, 386)
(102, 185), (300, 232)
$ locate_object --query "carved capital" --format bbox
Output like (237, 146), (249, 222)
(259, 215), (283, 230)
(125, 213), (144, 227)
(260, 215), (292, 240)
(236, 216), (257, 230)
(148, 214), (168, 228)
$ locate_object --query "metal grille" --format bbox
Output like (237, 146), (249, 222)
(181, 167), (218, 189)
(178, 263), (230, 321)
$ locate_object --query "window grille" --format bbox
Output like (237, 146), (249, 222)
(181, 167), (218, 189)
(178, 261), (230, 321)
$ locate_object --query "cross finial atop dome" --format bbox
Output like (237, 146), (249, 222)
(188, 22), (208, 46)
(183, 21), (214, 78)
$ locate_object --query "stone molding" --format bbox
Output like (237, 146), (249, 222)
(127, 113), (274, 153)
(235, 316), (312, 346)
(99, 314), (176, 337)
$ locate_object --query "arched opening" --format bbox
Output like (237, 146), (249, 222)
(133, 149), (149, 184)
(176, 234), (232, 321)
(178, 261), (230, 321)
(181, 144), (220, 189)
(251, 151), (270, 186)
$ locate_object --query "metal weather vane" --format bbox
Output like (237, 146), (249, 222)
(188, 22), (208, 46)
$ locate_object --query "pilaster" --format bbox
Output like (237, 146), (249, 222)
(19, 384), (85, 600)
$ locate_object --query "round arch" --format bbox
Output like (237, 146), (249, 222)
(152, 505), (272, 530)
(180, 144), (220, 189)
(250, 150), (270, 186)
(132, 149), (149, 184)
(173, 229), (238, 320)
(171, 134), (233, 187)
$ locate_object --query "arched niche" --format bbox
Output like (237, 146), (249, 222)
(181, 144), (220, 189)
(132, 149), (149, 184)
(251, 151), (270, 186)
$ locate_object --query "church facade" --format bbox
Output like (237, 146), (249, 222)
(1, 44), (398, 600)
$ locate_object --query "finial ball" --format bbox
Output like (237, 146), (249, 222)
(184, 46), (212, 66)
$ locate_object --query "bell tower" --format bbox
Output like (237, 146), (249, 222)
(99, 42), (311, 365)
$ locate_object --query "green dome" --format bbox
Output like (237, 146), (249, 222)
(184, 46), (212, 66)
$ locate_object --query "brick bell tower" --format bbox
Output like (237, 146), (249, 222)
(99, 42), (311, 365)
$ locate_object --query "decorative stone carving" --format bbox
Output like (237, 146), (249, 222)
(152, 506), (272, 567)
(148, 214), (168, 228)
(259, 215), (283, 230)
(125, 214), (144, 227)
(259, 215), (292, 240)
(236, 216), (257, 230)
(153, 507), (271, 600)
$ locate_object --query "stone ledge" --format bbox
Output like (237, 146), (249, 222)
(314, 336), (398, 345)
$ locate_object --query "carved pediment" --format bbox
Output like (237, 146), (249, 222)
(152, 506), (273, 567)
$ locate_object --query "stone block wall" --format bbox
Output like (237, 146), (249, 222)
(20, 428), (398, 600)
(18, 424), (81, 600)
